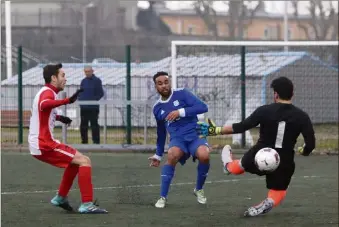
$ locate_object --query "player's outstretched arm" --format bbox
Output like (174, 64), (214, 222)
(40, 90), (69, 111)
(197, 107), (262, 137)
(68, 88), (84, 103)
(231, 107), (262, 134)
(149, 120), (166, 167)
(197, 118), (232, 137)
(178, 89), (208, 118)
(298, 114), (316, 156)
(40, 89), (84, 111)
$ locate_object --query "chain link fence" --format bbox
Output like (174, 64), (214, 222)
(1, 43), (338, 152)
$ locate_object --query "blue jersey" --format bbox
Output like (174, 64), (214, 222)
(153, 88), (208, 157)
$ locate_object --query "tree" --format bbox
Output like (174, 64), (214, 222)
(226, 1), (264, 39)
(292, 0), (338, 40)
(193, 0), (219, 37)
(193, 0), (264, 39)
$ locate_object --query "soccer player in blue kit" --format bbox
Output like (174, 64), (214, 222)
(148, 71), (211, 208)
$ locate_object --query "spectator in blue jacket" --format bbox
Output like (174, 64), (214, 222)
(78, 66), (104, 144)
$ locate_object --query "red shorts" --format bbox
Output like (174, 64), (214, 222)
(33, 143), (77, 168)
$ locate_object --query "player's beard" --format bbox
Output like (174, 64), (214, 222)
(160, 89), (171, 100)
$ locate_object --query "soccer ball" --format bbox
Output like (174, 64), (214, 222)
(255, 148), (280, 172)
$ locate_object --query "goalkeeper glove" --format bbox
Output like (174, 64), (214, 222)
(298, 144), (311, 156)
(197, 118), (222, 137)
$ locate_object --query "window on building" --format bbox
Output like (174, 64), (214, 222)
(217, 24), (223, 36)
(243, 28), (248, 38)
(176, 20), (182, 34)
(187, 25), (196, 35)
(263, 26), (279, 40)
(288, 28), (292, 40)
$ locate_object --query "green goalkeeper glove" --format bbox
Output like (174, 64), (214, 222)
(298, 146), (304, 155)
(298, 144), (311, 156)
(197, 118), (223, 137)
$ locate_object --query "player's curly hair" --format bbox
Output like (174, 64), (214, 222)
(43, 63), (62, 84)
(270, 76), (294, 100)
(153, 71), (169, 83)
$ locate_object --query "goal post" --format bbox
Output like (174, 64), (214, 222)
(171, 41), (338, 149)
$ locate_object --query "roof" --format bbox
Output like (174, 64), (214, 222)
(2, 51), (335, 86)
(157, 8), (311, 20)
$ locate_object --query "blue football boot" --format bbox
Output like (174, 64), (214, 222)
(78, 201), (108, 214)
(50, 195), (74, 212)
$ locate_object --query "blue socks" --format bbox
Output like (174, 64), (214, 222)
(196, 162), (210, 190)
(160, 164), (175, 198)
(159, 162), (209, 197)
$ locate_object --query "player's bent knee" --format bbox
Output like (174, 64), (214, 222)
(167, 153), (180, 165)
(81, 155), (91, 166)
(197, 154), (209, 163)
(196, 146), (210, 163)
(72, 151), (91, 167)
(166, 147), (183, 165)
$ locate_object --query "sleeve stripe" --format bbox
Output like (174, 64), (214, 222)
(39, 99), (51, 111)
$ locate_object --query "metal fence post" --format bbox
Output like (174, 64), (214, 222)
(126, 45), (132, 144)
(17, 45), (23, 145)
(144, 101), (148, 145)
(240, 46), (246, 148)
(104, 103), (107, 144)
(61, 91), (67, 143)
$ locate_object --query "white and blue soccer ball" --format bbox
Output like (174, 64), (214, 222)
(255, 148), (280, 172)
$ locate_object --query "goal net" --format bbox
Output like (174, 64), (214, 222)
(171, 41), (338, 148)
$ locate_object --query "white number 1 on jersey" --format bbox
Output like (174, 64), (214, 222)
(275, 121), (286, 148)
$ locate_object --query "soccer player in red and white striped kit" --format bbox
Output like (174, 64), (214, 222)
(28, 63), (107, 214)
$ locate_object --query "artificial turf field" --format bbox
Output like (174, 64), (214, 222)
(1, 152), (338, 227)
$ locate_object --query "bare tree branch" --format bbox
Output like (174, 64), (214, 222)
(292, 1), (311, 39)
(292, 0), (338, 40)
(194, 0), (263, 40)
(239, 1), (264, 39)
(193, 0), (218, 37)
(226, 0), (264, 39)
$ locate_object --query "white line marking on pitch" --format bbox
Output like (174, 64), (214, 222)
(1, 175), (324, 196)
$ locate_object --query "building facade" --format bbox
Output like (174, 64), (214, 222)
(157, 3), (337, 40)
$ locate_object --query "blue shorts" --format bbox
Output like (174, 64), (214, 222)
(168, 137), (209, 165)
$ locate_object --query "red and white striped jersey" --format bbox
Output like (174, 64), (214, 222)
(28, 84), (69, 155)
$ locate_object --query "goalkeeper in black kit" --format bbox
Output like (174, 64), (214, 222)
(197, 76), (316, 217)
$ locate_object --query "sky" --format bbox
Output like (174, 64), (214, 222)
(137, 1), (338, 14)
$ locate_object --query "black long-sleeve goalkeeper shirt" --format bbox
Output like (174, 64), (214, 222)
(232, 103), (316, 157)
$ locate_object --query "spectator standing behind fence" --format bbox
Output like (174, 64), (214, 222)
(78, 66), (104, 144)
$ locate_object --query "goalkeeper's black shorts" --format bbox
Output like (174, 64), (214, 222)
(241, 144), (295, 190)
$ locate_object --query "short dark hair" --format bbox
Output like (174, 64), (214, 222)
(153, 71), (169, 83)
(270, 76), (294, 100)
(43, 63), (62, 84)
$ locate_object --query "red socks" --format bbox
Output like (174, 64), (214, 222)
(78, 166), (93, 203)
(58, 164), (94, 203)
(58, 164), (79, 197)
(268, 189), (287, 207)
(226, 160), (245, 175)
